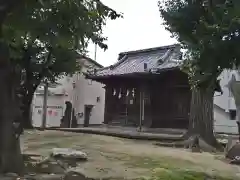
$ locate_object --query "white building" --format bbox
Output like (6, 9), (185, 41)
(214, 69), (239, 134)
(31, 55), (105, 128)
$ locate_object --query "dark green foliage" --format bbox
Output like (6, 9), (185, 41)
(159, 0), (240, 90)
(4, 0), (122, 50)
(3, 0), (122, 84)
(1, 0), (121, 128)
(0, 0), (122, 172)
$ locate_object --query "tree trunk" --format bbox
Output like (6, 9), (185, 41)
(0, 70), (24, 174)
(186, 87), (221, 149)
(22, 92), (34, 129)
(22, 107), (32, 129)
(0, 1), (26, 174)
(0, 117), (23, 174)
(0, 33), (24, 174)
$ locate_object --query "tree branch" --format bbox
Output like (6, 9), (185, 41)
(37, 48), (53, 82)
(0, 0), (24, 25)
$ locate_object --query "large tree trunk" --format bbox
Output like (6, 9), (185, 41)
(0, 0), (26, 174)
(0, 68), (24, 174)
(0, 35), (24, 174)
(0, 116), (23, 174)
(186, 87), (222, 150)
(156, 87), (223, 151)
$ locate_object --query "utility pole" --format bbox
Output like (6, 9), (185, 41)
(69, 99), (74, 128)
(69, 82), (76, 128)
(94, 43), (97, 61)
(41, 81), (48, 130)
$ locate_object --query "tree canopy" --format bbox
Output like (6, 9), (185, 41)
(158, 0), (240, 149)
(0, 0), (121, 173)
(1, 0), (122, 128)
(159, 0), (240, 89)
(2, 0), (122, 88)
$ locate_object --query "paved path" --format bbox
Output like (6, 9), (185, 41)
(49, 126), (185, 142)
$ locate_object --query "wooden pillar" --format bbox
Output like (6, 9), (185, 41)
(103, 86), (112, 124)
(139, 86), (145, 131)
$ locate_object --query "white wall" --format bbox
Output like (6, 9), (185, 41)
(214, 70), (239, 110)
(214, 105), (238, 134)
(72, 65), (105, 125)
(32, 94), (65, 127)
(31, 57), (105, 127)
(213, 69), (239, 134)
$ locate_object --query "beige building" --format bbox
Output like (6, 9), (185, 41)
(31, 55), (105, 128)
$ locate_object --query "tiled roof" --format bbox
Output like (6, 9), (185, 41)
(89, 44), (182, 77)
(76, 53), (103, 68)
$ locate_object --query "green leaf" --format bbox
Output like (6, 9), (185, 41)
(159, 0), (240, 89)
(2, 0), (121, 109)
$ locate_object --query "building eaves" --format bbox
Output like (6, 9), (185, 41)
(87, 44), (182, 78)
(117, 44), (180, 60)
(76, 53), (104, 68)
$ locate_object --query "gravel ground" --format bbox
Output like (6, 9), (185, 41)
(22, 130), (240, 179)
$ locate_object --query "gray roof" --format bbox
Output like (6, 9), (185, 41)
(88, 44), (183, 78)
(76, 53), (103, 68)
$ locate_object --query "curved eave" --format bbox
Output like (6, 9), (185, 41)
(85, 67), (181, 83)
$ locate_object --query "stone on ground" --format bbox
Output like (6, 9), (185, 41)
(64, 171), (88, 180)
(225, 136), (238, 153)
(51, 148), (87, 161)
(27, 157), (66, 174)
(4, 173), (19, 178)
(38, 159), (65, 174)
(218, 138), (228, 146)
(22, 149), (88, 178)
(25, 174), (64, 180)
(226, 141), (240, 164)
(230, 156), (240, 165)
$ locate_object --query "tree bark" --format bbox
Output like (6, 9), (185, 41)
(0, 117), (23, 174)
(21, 91), (35, 129)
(186, 87), (221, 149)
(0, 26), (24, 174)
(22, 101), (33, 129)
(0, 0), (26, 174)
(0, 67), (24, 174)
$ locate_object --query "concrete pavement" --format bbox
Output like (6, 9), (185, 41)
(48, 126), (185, 142)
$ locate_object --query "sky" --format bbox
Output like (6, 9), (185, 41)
(87, 0), (177, 67)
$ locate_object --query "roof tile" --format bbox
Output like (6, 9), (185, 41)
(90, 44), (182, 77)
